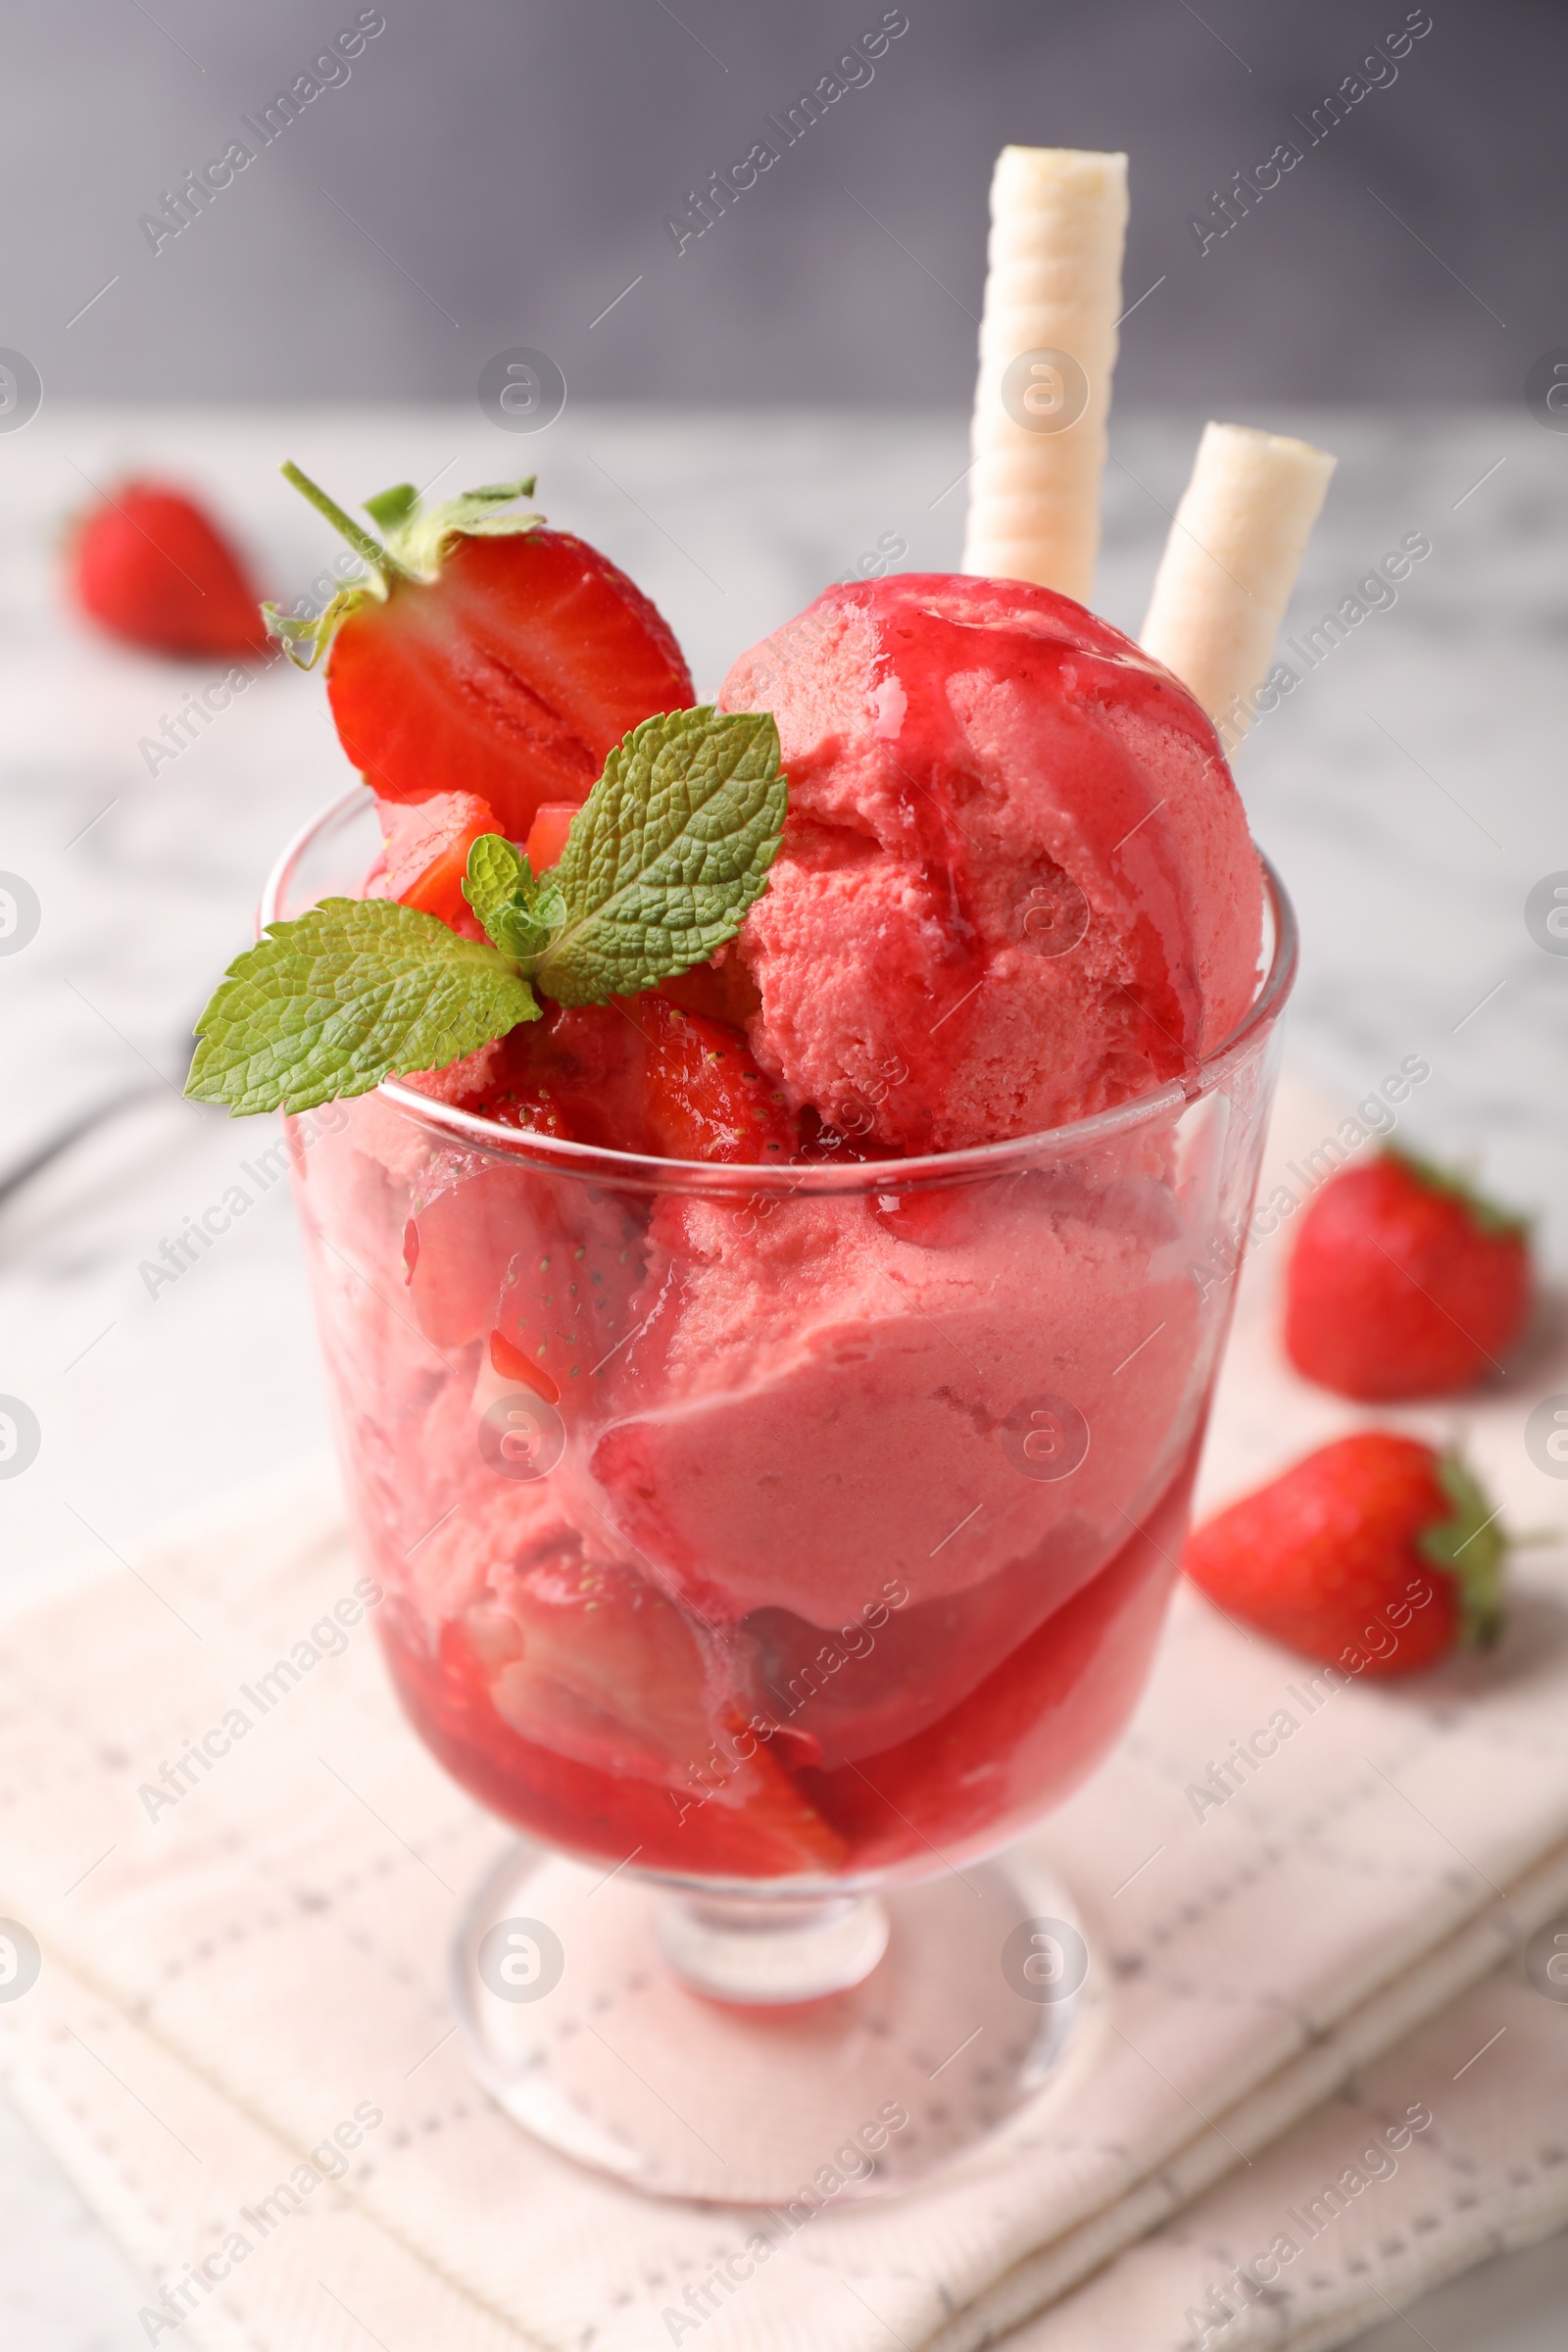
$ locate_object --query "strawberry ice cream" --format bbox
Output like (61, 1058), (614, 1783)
(593, 1171), (1203, 1629)
(283, 567), (1288, 1884)
(721, 574), (1262, 1152)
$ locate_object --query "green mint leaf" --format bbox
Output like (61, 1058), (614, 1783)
(495, 881), (566, 963)
(463, 832), (530, 930)
(534, 707), (785, 1006)
(184, 898), (538, 1116)
(527, 880), (568, 933)
(490, 907), (554, 962)
(462, 834), (566, 963)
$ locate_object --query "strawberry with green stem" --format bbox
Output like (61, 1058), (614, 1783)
(1183, 1432), (1512, 1676)
(268, 466), (694, 841)
(1285, 1149), (1533, 1400)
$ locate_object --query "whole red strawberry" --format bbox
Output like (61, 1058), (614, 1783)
(69, 479), (270, 658)
(1285, 1149), (1531, 1399)
(1184, 1432), (1507, 1676)
(270, 466), (693, 842)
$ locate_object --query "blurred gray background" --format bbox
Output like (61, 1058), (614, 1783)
(8, 0), (1564, 409)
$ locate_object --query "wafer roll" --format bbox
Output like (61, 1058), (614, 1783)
(961, 146), (1128, 601)
(1140, 421), (1336, 749)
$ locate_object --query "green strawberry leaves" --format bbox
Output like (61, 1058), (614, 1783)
(465, 704), (785, 1004)
(1420, 1451), (1509, 1649)
(1384, 1147), (1532, 1242)
(187, 707), (786, 1115)
(185, 900), (540, 1117)
(362, 480), (419, 534)
(264, 464), (542, 672)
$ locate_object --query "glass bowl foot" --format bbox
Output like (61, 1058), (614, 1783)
(452, 1842), (1097, 2202)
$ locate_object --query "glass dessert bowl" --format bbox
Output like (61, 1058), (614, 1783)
(268, 785), (1297, 2202)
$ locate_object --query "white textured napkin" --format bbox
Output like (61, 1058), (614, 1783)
(1, 1078), (1565, 2352)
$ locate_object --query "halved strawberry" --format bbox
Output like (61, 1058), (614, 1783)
(367, 789), (499, 930)
(272, 467), (694, 840)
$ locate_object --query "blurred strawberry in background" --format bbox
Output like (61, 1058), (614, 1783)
(1284, 1149), (1533, 1401)
(68, 479), (270, 659)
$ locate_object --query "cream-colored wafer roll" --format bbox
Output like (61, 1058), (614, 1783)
(961, 146), (1128, 601)
(1140, 421), (1336, 750)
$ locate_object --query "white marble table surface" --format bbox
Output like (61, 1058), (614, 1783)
(1, 402), (1564, 2346)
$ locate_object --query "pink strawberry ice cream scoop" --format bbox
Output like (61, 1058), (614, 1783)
(590, 1170), (1204, 1633)
(719, 573), (1262, 1152)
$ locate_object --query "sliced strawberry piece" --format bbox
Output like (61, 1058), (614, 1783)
(488, 1184), (645, 1418)
(368, 789), (499, 930)
(522, 801), (580, 874)
(327, 525), (694, 837)
(652, 946), (763, 1033)
(404, 1161), (538, 1350)
(487, 1326), (561, 1406)
(454, 998), (797, 1165)
(69, 479), (270, 658)
(484, 1003), (653, 1152)
(405, 1152), (643, 1390)
(382, 1551), (844, 1876)
(400, 1014), (651, 1378)
(405, 1001), (792, 1382)
(489, 1554), (729, 1781)
(634, 995), (798, 1164)
(430, 1014), (611, 1144)
(794, 1103), (903, 1164)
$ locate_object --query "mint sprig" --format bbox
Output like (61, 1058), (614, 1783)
(462, 833), (567, 964)
(187, 706), (786, 1115)
(535, 706), (785, 1005)
(186, 900), (540, 1116)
